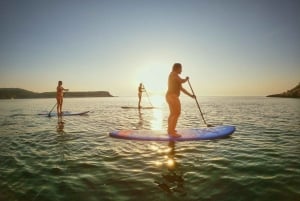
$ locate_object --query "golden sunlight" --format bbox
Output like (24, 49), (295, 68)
(155, 161), (163, 166)
(167, 158), (175, 167)
(149, 145), (159, 151)
(150, 95), (165, 107)
(135, 64), (169, 95)
(150, 109), (164, 130)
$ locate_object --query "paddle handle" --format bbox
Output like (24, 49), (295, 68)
(187, 79), (208, 126)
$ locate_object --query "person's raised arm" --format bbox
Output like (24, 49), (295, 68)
(174, 74), (189, 84)
(180, 86), (195, 98)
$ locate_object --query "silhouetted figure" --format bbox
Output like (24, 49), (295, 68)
(56, 81), (68, 116)
(166, 63), (195, 138)
(138, 83), (145, 109)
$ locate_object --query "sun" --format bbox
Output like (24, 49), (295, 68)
(135, 64), (169, 96)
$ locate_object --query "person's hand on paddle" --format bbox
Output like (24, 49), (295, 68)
(63, 89), (69, 95)
(183, 77), (194, 98)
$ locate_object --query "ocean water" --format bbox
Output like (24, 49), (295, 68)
(0, 96), (299, 201)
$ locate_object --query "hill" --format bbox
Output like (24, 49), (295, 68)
(0, 88), (114, 99)
(267, 82), (300, 98)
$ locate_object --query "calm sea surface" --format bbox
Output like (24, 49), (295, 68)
(0, 96), (299, 201)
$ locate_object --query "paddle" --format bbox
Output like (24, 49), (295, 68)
(48, 102), (57, 117)
(143, 86), (153, 107)
(187, 79), (213, 127)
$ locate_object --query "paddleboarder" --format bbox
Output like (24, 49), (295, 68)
(166, 63), (195, 138)
(56, 81), (69, 116)
(138, 83), (145, 109)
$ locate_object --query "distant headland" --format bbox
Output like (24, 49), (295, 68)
(267, 82), (300, 98)
(0, 88), (114, 99)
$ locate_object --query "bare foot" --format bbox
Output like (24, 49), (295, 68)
(169, 133), (181, 138)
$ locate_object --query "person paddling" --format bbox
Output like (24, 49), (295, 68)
(138, 83), (145, 109)
(56, 81), (69, 116)
(166, 63), (195, 138)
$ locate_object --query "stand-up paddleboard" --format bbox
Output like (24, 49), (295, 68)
(38, 111), (90, 117)
(109, 125), (235, 141)
(121, 106), (156, 109)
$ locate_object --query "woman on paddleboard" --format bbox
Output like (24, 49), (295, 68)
(56, 81), (69, 116)
(138, 83), (145, 109)
(166, 63), (195, 137)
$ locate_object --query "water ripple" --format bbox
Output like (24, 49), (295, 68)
(0, 97), (299, 201)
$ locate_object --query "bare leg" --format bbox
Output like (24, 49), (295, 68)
(56, 98), (63, 116)
(56, 97), (60, 115)
(60, 98), (63, 114)
(166, 94), (181, 137)
(138, 93), (142, 108)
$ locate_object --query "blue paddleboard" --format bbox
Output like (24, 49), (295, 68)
(109, 125), (235, 141)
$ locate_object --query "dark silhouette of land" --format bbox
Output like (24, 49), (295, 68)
(0, 88), (114, 99)
(267, 82), (300, 98)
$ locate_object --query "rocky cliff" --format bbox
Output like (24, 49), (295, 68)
(267, 82), (300, 98)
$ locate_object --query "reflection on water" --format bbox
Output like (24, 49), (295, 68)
(56, 116), (65, 134)
(56, 116), (67, 164)
(136, 109), (144, 130)
(135, 107), (164, 130)
(154, 142), (186, 195)
(150, 109), (164, 130)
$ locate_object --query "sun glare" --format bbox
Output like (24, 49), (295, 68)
(136, 65), (169, 95)
(167, 158), (175, 167)
(150, 95), (165, 107)
(150, 109), (164, 130)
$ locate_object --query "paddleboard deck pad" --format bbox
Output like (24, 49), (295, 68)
(109, 125), (235, 141)
(38, 111), (90, 117)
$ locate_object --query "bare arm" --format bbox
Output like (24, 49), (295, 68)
(173, 74), (189, 84)
(180, 86), (195, 98)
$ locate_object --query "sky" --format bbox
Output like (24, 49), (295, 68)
(0, 0), (299, 96)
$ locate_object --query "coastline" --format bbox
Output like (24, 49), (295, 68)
(266, 82), (300, 98)
(0, 88), (114, 99)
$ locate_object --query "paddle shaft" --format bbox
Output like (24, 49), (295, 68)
(187, 80), (209, 126)
(48, 103), (57, 117)
(143, 87), (153, 107)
